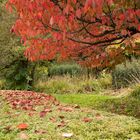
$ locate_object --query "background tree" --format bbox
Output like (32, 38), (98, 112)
(0, 0), (19, 72)
(0, 0), (38, 90)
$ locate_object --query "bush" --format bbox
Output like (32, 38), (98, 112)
(5, 59), (32, 90)
(131, 85), (140, 99)
(48, 63), (82, 77)
(112, 59), (140, 89)
(34, 66), (49, 82)
(4, 47), (36, 90)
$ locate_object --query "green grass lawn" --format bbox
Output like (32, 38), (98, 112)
(54, 93), (140, 118)
(0, 91), (140, 140)
(54, 94), (113, 107)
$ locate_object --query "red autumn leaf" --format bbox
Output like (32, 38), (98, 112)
(64, 107), (73, 112)
(0, 90), (59, 112)
(28, 112), (34, 117)
(76, 9), (82, 18)
(17, 123), (28, 130)
(35, 129), (47, 134)
(95, 113), (103, 120)
(58, 107), (73, 112)
(50, 16), (54, 26)
(49, 117), (56, 123)
(59, 115), (65, 119)
(37, 12), (42, 19)
(44, 108), (52, 113)
(57, 120), (66, 127)
(121, 29), (128, 36)
(6, 0), (140, 69)
(107, 0), (114, 5)
(4, 125), (12, 132)
(83, 117), (92, 123)
(138, 25), (140, 32)
(39, 111), (47, 118)
(74, 104), (80, 109)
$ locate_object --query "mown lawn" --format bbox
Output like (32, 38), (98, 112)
(54, 93), (140, 118)
(54, 94), (113, 107)
(0, 91), (140, 140)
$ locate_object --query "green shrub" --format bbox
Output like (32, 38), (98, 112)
(34, 66), (48, 82)
(98, 73), (112, 89)
(48, 63), (82, 77)
(112, 59), (140, 89)
(5, 59), (32, 90)
(4, 47), (35, 90)
(131, 85), (140, 99)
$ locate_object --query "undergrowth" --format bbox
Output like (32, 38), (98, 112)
(34, 74), (112, 94)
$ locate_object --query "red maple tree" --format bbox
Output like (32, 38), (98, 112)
(6, 0), (140, 68)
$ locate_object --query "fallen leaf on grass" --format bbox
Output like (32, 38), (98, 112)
(74, 104), (80, 109)
(44, 108), (52, 112)
(35, 129), (47, 134)
(40, 111), (47, 118)
(62, 133), (73, 138)
(4, 125), (12, 132)
(17, 123), (28, 130)
(95, 113), (103, 120)
(0, 91), (59, 112)
(39, 108), (52, 118)
(49, 117), (56, 123)
(95, 113), (101, 117)
(28, 112), (35, 117)
(83, 117), (92, 123)
(59, 115), (65, 119)
(58, 107), (73, 112)
(57, 120), (66, 127)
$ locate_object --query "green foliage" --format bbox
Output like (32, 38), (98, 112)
(112, 59), (140, 89)
(48, 63), (82, 77)
(0, 0), (26, 89)
(0, 3), (39, 90)
(131, 84), (140, 99)
(5, 58), (32, 90)
(34, 66), (49, 82)
(0, 0), (6, 4)
(0, 1), (20, 72)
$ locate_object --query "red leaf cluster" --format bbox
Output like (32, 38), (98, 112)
(6, 0), (140, 68)
(58, 106), (73, 112)
(17, 123), (28, 130)
(0, 90), (59, 111)
(82, 117), (92, 123)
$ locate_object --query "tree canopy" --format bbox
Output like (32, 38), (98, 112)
(6, 0), (140, 68)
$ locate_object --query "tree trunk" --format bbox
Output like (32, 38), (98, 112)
(28, 63), (37, 87)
